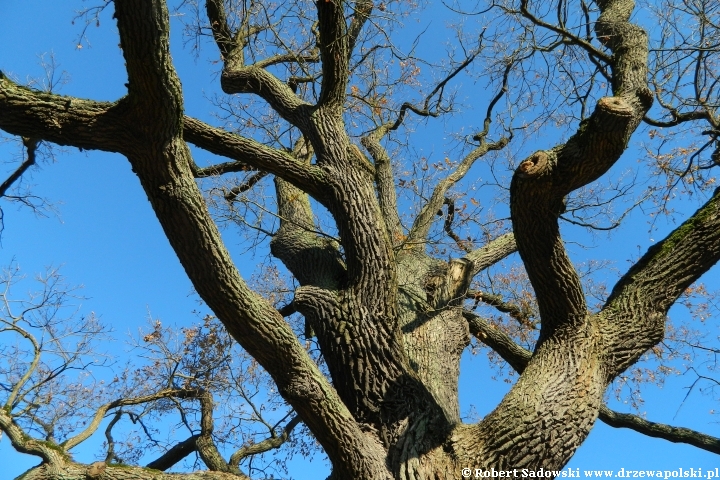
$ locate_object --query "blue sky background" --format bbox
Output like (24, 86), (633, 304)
(1, 1), (719, 478)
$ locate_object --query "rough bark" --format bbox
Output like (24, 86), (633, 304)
(2, 0), (719, 479)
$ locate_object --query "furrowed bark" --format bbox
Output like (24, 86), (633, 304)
(452, 0), (654, 471)
(466, 311), (720, 458)
(361, 130), (404, 243)
(111, 2), (391, 477)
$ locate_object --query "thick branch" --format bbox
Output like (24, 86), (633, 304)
(0, 75), (127, 154)
(0, 406), (68, 464)
(183, 116), (326, 196)
(465, 311), (720, 457)
(360, 132), (403, 242)
(510, 0), (652, 331)
(316, 0), (351, 109)
(109, 3), (390, 477)
(145, 435), (201, 471)
(601, 188), (720, 376)
(270, 177), (346, 289)
(205, 0), (312, 127)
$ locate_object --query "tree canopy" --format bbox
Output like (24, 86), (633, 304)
(1, 0), (720, 479)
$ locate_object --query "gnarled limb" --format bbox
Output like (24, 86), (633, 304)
(452, 0), (655, 470)
(112, 2), (390, 477)
(510, 0), (653, 331)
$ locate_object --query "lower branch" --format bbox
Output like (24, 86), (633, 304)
(599, 407), (720, 456)
(464, 310), (720, 457)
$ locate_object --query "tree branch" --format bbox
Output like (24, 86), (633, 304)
(316, 0), (351, 109)
(229, 415), (302, 467)
(598, 406), (720, 455)
(406, 64), (511, 246)
(509, 0), (653, 332)
(145, 435), (200, 471)
(0, 404), (68, 464)
(464, 310), (720, 457)
(0, 74), (128, 154)
(108, 3), (391, 477)
(183, 116), (327, 197)
(0, 138), (38, 197)
(62, 388), (202, 451)
(601, 187), (720, 377)
(360, 132), (403, 243)
(464, 232), (517, 276)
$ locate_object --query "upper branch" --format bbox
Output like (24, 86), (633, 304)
(510, 0), (652, 330)
(406, 135), (509, 246)
(183, 116), (328, 197)
(316, 0), (351, 109)
(464, 232), (517, 276)
(518, 0), (612, 64)
(360, 130), (403, 242)
(205, 0), (313, 128)
(62, 388), (202, 451)
(347, 1), (373, 61)
(406, 67), (511, 246)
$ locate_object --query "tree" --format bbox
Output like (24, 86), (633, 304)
(1, 0), (719, 479)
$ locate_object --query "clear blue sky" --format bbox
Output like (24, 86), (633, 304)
(1, 1), (719, 479)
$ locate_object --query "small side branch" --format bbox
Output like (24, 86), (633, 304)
(229, 415), (302, 467)
(464, 232), (517, 276)
(145, 435), (201, 471)
(0, 138), (38, 197)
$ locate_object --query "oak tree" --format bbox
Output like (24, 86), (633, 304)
(1, 0), (720, 479)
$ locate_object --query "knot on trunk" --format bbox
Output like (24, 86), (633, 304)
(517, 151), (552, 179)
(86, 461), (106, 479)
(597, 96), (633, 118)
